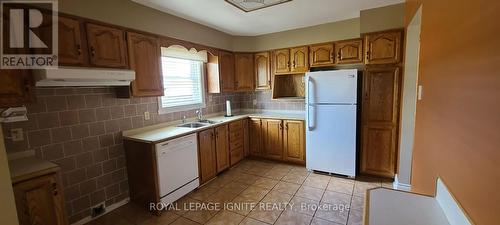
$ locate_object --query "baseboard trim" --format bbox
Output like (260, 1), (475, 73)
(393, 174), (412, 191)
(71, 197), (130, 225)
(436, 178), (472, 225)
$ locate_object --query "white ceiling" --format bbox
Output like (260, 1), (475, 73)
(131, 0), (404, 36)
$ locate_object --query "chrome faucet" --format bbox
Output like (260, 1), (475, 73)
(181, 115), (187, 123)
(195, 108), (203, 121)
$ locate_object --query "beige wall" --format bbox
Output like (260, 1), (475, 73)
(360, 3), (405, 33)
(58, 0), (233, 50)
(0, 128), (18, 225)
(232, 18), (360, 52)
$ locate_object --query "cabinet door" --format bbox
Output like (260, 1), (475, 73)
(283, 120), (305, 164)
(290, 46), (309, 73)
(86, 23), (128, 68)
(14, 174), (66, 225)
(0, 70), (35, 107)
(219, 51), (235, 92)
(215, 125), (230, 172)
(249, 118), (262, 156)
(309, 43), (334, 67)
(262, 119), (283, 160)
(361, 67), (401, 178)
(335, 39), (363, 64)
(58, 17), (87, 66)
(198, 129), (217, 184)
(364, 30), (402, 65)
(273, 49), (290, 74)
(234, 53), (254, 91)
(254, 52), (271, 90)
(127, 32), (163, 97)
(361, 125), (397, 177)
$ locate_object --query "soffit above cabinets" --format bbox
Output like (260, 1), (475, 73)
(130, 0), (405, 36)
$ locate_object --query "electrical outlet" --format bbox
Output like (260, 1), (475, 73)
(91, 203), (106, 218)
(11, 128), (23, 141)
(253, 99), (257, 106)
(144, 111), (151, 120)
(208, 95), (213, 102)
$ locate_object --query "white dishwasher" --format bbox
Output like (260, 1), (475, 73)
(156, 133), (199, 205)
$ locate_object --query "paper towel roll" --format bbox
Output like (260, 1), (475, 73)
(226, 100), (232, 116)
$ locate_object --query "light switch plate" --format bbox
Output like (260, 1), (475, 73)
(208, 95), (213, 102)
(253, 99), (257, 106)
(11, 128), (24, 141)
(417, 85), (423, 100)
(144, 112), (151, 120)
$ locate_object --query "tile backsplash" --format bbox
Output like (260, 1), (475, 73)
(239, 91), (305, 111)
(1, 87), (242, 223)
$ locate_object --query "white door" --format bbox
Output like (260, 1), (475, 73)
(306, 104), (357, 177)
(306, 70), (358, 104)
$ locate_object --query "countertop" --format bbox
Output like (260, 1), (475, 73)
(9, 156), (60, 183)
(123, 111), (305, 144)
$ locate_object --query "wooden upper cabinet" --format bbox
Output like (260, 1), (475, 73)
(215, 125), (230, 173)
(14, 173), (67, 225)
(290, 46), (309, 73)
(219, 51), (236, 92)
(364, 30), (402, 65)
(283, 120), (305, 164)
(273, 49), (290, 74)
(58, 17), (87, 66)
(249, 118), (262, 156)
(234, 53), (254, 91)
(335, 39), (363, 64)
(0, 70), (35, 107)
(262, 119), (283, 160)
(309, 43), (334, 67)
(198, 129), (217, 184)
(127, 32), (163, 97)
(362, 67), (401, 125)
(254, 52), (271, 90)
(86, 23), (128, 68)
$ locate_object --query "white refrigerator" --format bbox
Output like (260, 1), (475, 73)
(305, 69), (357, 177)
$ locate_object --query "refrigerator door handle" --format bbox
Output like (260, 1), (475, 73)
(307, 76), (315, 131)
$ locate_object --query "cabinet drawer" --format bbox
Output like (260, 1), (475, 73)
(229, 120), (243, 131)
(229, 130), (244, 142)
(230, 147), (244, 166)
(230, 139), (244, 151)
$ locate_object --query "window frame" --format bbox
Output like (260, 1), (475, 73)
(157, 56), (207, 115)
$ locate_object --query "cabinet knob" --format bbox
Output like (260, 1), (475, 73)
(76, 45), (82, 55)
(292, 61), (296, 68)
(337, 51), (341, 60)
(285, 123), (289, 130)
(366, 51), (370, 61)
(90, 46), (96, 57)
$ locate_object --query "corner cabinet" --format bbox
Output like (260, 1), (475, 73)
(254, 52), (271, 90)
(234, 53), (255, 91)
(364, 30), (402, 65)
(335, 39), (364, 64)
(127, 32), (163, 97)
(86, 23), (128, 68)
(361, 67), (401, 178)
(309, 43), (335, 67)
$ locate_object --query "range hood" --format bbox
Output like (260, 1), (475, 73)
(34, 67), (135, 87)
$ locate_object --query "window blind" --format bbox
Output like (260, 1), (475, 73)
(160, 57), (204, 109)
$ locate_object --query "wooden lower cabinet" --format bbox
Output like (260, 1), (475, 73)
(0, 70), (35, 107)
(361, 125), (397, 177)
(13, 173), (67, 225)
(229, 120), (245, 166)
(249, 118), (263, 156)
(262, 119), (284, 160)
(283, 120), (305, 164)
(198, 129), (217, 184)
(215, 125), (230, 173)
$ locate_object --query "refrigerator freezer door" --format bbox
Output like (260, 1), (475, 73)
(306, 69), (358, 104)
(306, 104), (357, 177)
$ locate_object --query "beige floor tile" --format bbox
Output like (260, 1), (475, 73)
(261, 190), (293, 204)
(281, 174), (307, 184)
(226, 196), (259, 216)
(86, 212), (135, 225)
(321, 191), (351, 207)
(170, 217), (200, 225)
(295, 186), (325, 201)
(221, 181), (250, 195)
(205, 190), (238, 204)
(189, 186), (219, 201)
(289, 196), (319, 216)
(329, 176), (355, 185)
(245, 166), (272, 175)
(327, 180), (354, 195)
(311, 217), (342, 225)
(271, 164), (293, 172)
(238, 186), (271, 201)
(272, 181), (300, 195)
(112, 203), (153, 224)
(314, 202), (349, 225)
(303, 176), (330, 189)
(349, 196), (365, 211)
(353, 181), (380, 197)
(239, 217), (271, 225)
(248, 207), (283, 224)
(139, 211), (179, 225)
(253, 177), (279, 189)
(181, 205), (218, 224)
(205, 210), (245, 225)
(262, 170), (288, 180)
(288, 169), (310, 177)
(347, 209), (363, 225)
(236, 173), (261, 185)
(173, 197), (202, 215)
(275, 210), (313, 225)
(204, 177), (233, 189)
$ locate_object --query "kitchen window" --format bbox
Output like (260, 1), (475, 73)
(158, 46), (207, 114)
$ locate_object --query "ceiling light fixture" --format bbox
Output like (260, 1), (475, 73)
(225, 0), (292, 12)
